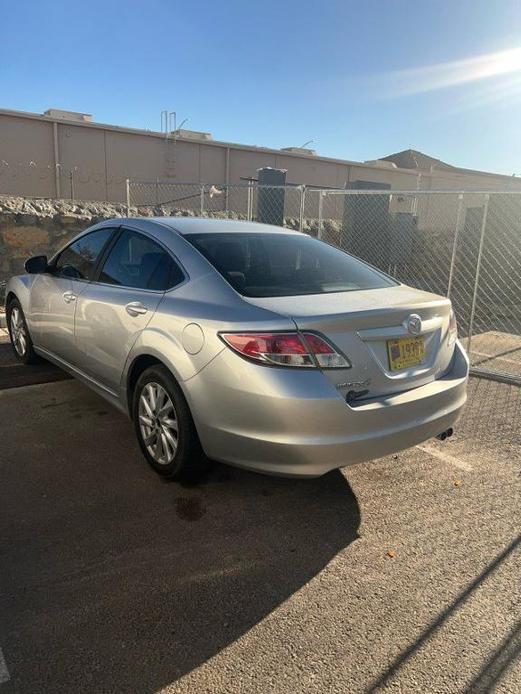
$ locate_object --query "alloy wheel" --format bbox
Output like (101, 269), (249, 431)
(138, 382), (179, 465)
(10, 307), (27, 357)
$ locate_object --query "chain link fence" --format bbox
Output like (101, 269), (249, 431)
(128, 180), (307, 228)
(308, 188), (521, 385)
(0, 160), (131, 200)
(128, 181), (521, 386)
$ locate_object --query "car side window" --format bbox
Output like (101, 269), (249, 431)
(98, 229), (184, 290)
(54, 228), (114, 280)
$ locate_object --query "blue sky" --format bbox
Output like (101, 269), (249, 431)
(2, 0), (521, 174)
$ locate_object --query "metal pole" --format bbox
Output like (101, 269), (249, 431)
(298, 185), (306, 232)
(155, 177), (159, 205)
(225, 147), (230, 213)
(447, 193), (464, 298)
(52, 122), (61, 199)
(467, 193), (489, 356)
(469, 366), (521, 387)
(125, 178), (130, 215)
(318, 191), (324, 239)
(247, 181), (253, 221)
(69, 169), (75, 200)
(200, 184), (205, 215)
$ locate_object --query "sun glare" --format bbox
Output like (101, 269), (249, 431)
(380, 46), (521, 97)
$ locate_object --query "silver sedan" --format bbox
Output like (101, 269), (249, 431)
(6, 217), (468, 479)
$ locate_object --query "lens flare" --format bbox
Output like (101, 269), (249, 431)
(380, 47), (521, 96)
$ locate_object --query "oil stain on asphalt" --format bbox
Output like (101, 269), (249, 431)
(175, 496), (206, 521)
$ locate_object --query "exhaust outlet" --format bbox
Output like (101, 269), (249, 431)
(436, 427), (454, 441)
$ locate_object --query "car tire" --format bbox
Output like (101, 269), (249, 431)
(132, 364), (207, 480)
(6, 298), (40, 365)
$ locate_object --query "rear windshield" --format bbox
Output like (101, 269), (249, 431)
(185, 232), (397, 297)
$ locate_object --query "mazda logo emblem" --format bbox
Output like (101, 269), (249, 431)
(407, 314), (422, 335)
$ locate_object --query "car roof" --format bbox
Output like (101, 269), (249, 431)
(114, 217), (303, 236)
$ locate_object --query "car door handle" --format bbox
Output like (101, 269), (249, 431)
(63, 291), (77, 304)
(125, 301), (149, 317)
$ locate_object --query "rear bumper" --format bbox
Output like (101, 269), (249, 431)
(186, 341), (469, 478)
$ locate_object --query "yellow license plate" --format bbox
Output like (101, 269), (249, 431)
(387, 336), (425, 371)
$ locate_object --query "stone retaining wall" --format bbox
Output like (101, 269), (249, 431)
(0, 195), (328, 290)
(0, 196), (132, 285)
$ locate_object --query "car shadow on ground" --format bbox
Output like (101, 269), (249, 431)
(0, 384), (360, 693)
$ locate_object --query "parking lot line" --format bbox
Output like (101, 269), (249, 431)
(416, 443), (473, 471)
(0, 647), (9, 684)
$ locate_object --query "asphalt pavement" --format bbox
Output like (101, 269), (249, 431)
(0, 376), (519, 693)
(0, 343), (70, 390)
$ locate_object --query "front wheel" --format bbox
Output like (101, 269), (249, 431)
(7, 299), (39, 364)
(132, 365), (206, 480)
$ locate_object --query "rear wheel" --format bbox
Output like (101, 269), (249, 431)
(132, 364), (206, 480)
(7, 299), (39, 364)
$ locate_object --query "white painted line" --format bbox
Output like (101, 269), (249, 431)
(417, 443), (473, 471)
(0, 647), (10, 684)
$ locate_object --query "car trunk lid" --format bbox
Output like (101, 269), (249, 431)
(245, 285), (454, 399)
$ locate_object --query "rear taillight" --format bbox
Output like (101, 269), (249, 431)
(301, 333), (351, 368)
(448, 309), (458, 346)
(220, 332), (351, 368)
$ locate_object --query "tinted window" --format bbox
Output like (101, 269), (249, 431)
(98, 229), (184, 290)
(55, 228), (114, 280)
(185, 232), (396, 297)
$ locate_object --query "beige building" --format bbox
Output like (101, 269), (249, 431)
(1, 106), (520, 203)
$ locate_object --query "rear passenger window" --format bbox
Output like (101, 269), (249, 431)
(98, 229), (184, 290)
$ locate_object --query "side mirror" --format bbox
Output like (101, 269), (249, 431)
(24, 255), (48, 274)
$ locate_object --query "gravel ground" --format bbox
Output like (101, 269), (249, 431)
(0, 378), (519, 694)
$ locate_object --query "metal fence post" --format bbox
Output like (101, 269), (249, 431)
(318, 191), (324, 239)
(125, 178), (130, 215)
(200, 184), (205, 215)
(298, 185), (306, 232)
(447, 193), (464, 298)
(467, 193), (489, 356)
(155, 177), (159, 206)
(53, 122), (61, 199)
(247, 181), (253, 221)
(69, 169), (75, 200)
